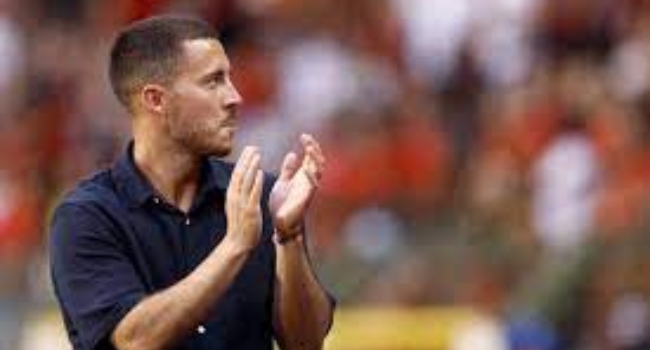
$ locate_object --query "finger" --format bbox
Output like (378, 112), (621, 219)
(312, 148), (326, 170)
(249, 169), (264, 204)
(278, 152), (300, 181)
(295, 150), (320, 190)
(303, 146), (323, 180)
(230, 146), (253, 193)
(241, 151), (261, 193)
(301, 133), (326, 166)
(300, 134), (325, 173)
(303, 169), (319, 188)
(299, 133), (314, 145)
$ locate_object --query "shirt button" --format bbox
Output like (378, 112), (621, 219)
(153, 197), (160, 204)
(197, 325), (206, 334)
(185, 217), (191, 226)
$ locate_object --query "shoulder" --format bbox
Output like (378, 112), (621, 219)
(58, 169), (119, 208)
(50, 169), (126, 244)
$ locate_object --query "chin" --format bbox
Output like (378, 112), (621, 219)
(202, 142), (232, 158)
(188, 131), (234, 157)
(210, 148), (232, 158)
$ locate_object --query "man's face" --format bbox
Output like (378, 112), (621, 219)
(164, 38), (242, 157)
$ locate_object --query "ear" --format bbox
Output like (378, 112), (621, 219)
(139, 84), (168, 115)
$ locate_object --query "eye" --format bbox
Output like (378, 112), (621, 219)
(203, 71), (226, 88)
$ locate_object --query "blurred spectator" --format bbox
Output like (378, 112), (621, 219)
(606, 292), (650, 349)
(531, 115), (600, 251)
(0, 1), (26, 125)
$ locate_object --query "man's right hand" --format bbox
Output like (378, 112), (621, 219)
(224, 146), (264, 252)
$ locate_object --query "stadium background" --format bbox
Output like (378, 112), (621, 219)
(1, 0), (650, 348)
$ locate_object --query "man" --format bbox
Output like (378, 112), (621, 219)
(49, 15), (334, 350)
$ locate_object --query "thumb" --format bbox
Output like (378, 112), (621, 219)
(278, 152), (300, 181)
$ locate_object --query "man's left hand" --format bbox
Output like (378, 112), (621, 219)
(269, 134), (325, 239)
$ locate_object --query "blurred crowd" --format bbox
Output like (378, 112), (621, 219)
(2, 0), (650, 349)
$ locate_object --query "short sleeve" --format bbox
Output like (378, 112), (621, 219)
(49, 203), (146, 350)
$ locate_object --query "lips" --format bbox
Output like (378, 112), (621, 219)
(221, 120), (236, 128)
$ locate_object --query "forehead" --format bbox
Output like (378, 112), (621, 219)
(178, 38), (229, 75)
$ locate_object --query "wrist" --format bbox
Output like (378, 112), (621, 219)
(221, 234), (256, 257)
(273, 228), (303, 245)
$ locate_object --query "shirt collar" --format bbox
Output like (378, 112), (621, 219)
(111, 142), (230, 209)
(194, 157), (230, 209)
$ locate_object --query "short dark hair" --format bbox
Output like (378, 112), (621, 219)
(109, 15), (218, 108)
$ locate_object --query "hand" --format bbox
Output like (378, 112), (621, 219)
(224, 146), (264, 252)
(270, 134), (325, 238)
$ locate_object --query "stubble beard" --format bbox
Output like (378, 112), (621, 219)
(173, 122), (233, 158)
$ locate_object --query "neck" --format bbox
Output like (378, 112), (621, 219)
(132, 124), (201, 213)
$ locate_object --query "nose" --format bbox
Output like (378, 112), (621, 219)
(225, 79), (243, 107)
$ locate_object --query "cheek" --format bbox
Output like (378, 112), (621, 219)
(177, 93), (210, 115)
(167, 90), (225, 132)
(168, 106), (220, 141)
(172, 85), (216, 111)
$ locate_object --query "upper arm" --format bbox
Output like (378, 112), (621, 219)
(49, 203), (146, 350)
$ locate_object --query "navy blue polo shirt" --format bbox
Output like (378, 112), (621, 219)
(49, 144), (277, 350)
